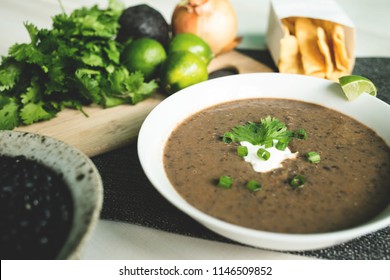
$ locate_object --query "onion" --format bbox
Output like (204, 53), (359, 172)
(171, 0), (241, 55)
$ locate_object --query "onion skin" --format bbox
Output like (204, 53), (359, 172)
(172, 0), (240, 55)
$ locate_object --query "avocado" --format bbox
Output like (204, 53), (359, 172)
(117, 4), (170, 48)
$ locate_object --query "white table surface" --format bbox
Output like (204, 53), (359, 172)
(1, 0), (389, 260)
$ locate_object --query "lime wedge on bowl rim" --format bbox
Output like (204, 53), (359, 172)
(338, 75), (377, 101)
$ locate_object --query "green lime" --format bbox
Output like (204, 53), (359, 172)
(160, 51), (208, 94)
(121, 37), (167, 80)
(338, 75), (377, 101)
(169, 33), (213, 65)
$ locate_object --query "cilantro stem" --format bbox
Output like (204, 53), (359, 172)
(79, 107), (89, 118)
(57, 0), (66, 14)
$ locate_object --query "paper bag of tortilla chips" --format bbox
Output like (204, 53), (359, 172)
(266, 0), (355, 80)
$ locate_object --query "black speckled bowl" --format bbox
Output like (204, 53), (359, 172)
(0, 130), (103, 259)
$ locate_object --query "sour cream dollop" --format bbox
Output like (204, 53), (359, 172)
(240, 141), (298, 173)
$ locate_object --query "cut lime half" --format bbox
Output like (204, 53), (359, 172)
(338, 75), (377, 101)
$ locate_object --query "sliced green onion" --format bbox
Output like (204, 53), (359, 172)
(307, 151), (321, 163)
(294, 128), (308, 140)
(263, 139), (273, 148)
(246, 180), (262, 192)
(290, 175), (305, 189)
(275, 138), (289, 151)
(218, 175), (233, 189)
(222, 132), (234, 143)
(237, 145), (248, 157)
(257, 148), (270, 160)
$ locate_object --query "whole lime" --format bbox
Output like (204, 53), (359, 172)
(121, 38), (167, 80)
(168, 33), (213, 65)
(160, 51), (208, 94)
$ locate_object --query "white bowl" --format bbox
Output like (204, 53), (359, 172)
(138, 73), (390, 251)
(0, 131), (103, 259)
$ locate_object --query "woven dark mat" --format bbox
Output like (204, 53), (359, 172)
(92, 50), (390, 260)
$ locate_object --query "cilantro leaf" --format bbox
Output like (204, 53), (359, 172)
(75, 68), (102, 104)
(44, 56), (68, 94)
(223, 116), (296, 146)
(101, 94), (126, 108)
(104, 69), (158, 106)
(0, 96), (19, 129)
(52, 0), (122, 39)
(260, 116), (291, 141)
(126, 77), (158, 104)
(9, 43), (45, 66)
(24, 22), (39, 45)
(107, 66), (129, 94)
(0, 60), (23, 92)
(20, 102), (55, 125)
(104, 40), (121, 65)
(7, 23), (42, 65)
(19, 81), (56, 125)
(81, 52), (105, 67)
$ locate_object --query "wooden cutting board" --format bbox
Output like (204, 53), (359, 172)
(15, 51), (273, 156)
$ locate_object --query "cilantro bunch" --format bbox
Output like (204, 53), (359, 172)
(0, 0), (158, 130)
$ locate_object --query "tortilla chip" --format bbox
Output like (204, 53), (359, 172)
(278, 25), (303, 74)
(277, 18), (353, 80)
(314, 19), (335, 35)
(281, 17), (297, 35)
(327, 69), (349, 81)
(317, 27), (334, 79)
(332, 24), (351, 73)
(295, 18), (326, 78)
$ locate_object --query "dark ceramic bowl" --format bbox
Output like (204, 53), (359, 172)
(0, 131), (103, 259)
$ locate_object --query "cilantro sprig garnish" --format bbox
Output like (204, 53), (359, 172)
(222, 116), (305, 149)
(0, 0), (158, 130)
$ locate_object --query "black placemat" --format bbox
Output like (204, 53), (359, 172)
(92, 50), (390, 260)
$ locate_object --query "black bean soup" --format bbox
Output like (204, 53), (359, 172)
(0, 155), (73, 259)
(164, 99), (390, 233)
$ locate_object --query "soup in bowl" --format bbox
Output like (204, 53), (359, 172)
(138, 73), (390, 251)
